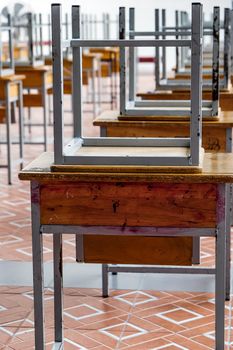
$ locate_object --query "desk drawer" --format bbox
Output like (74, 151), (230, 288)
(82, 235), (193, 265)
(23, 94), (43, 107)
(40, 182), (217, 228)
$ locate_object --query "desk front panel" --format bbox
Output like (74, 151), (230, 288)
(40, 182), (217, 228)
(16, 70), (52, 89)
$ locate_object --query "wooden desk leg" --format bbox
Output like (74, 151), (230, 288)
(42, 75), (48, 151)
(216, 183), (226, 349)
(53, 233), (63, 344)
(31, 181), (45, 350)
(18, 81), (24, 170)
(6, 83), (12, 185)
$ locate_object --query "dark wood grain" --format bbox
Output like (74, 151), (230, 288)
(40, 182), (217, 227)
(83, 235), (193, 265)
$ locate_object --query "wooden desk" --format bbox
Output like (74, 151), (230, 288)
(89, 48), (119, 109)
(0, 74), (25, 184)
(13, 44), (28, 60)
(82, 53), (102, 116)
(19, 151), (232, 349)
(90, 47), (120, 74)
(15, 65), (53, 151)
(94, 110), (233, 153)
(47, 55), (102, 117)
(137, 90), (233, 111)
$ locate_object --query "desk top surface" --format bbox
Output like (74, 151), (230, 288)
(15, 65), (52, 73)
(94, 110), (233, 127)
(0, 74), (25, 82)
(90, 47), (119, 53)
(19, 152), (233, 183)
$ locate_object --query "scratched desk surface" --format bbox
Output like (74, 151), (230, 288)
(19, 151), (233, 183)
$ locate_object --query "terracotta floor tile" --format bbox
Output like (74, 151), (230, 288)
(76, 316), (129, 332)
(78, 329), (121, 348)
(91, 346), (112, 350)
(120, 329), (173, 347)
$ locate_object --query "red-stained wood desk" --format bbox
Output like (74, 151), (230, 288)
(19, 151), (233, 349)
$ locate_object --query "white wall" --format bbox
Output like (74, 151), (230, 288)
(1, 0), (231, 73)
(28, 0), (231, 22)
(2, 0), (231, 36)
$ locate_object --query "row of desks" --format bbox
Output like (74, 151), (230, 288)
(0, 66), (52, 184)
(0, 48), (118, 185)
(14, 50), (233, 349)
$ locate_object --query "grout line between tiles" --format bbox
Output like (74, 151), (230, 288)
(115, 272), (146, 350)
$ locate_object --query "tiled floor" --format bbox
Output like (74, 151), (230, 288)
(0, 287), (232, 349)
(0, 74), (233, 349)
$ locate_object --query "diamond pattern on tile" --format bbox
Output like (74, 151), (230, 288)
(0, 234), (23, 246)
(0, 286), (231, 349)
(0, 318), (34, 336)
(64, 304), (104, 321)
(64, 237), (76, 247)
(23, 289), (54, 301)
(10, 218), (31, 228)
(204, 327), (233, 345)
(0, 211), (15, 220)
(16, 246), (51, 257)
(114, 290), (158, 306)
(100, 322), (148, 341)
(200, 251), (212, 259)
(3, 198), (30, 206)
(156, 306), (204, 325)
